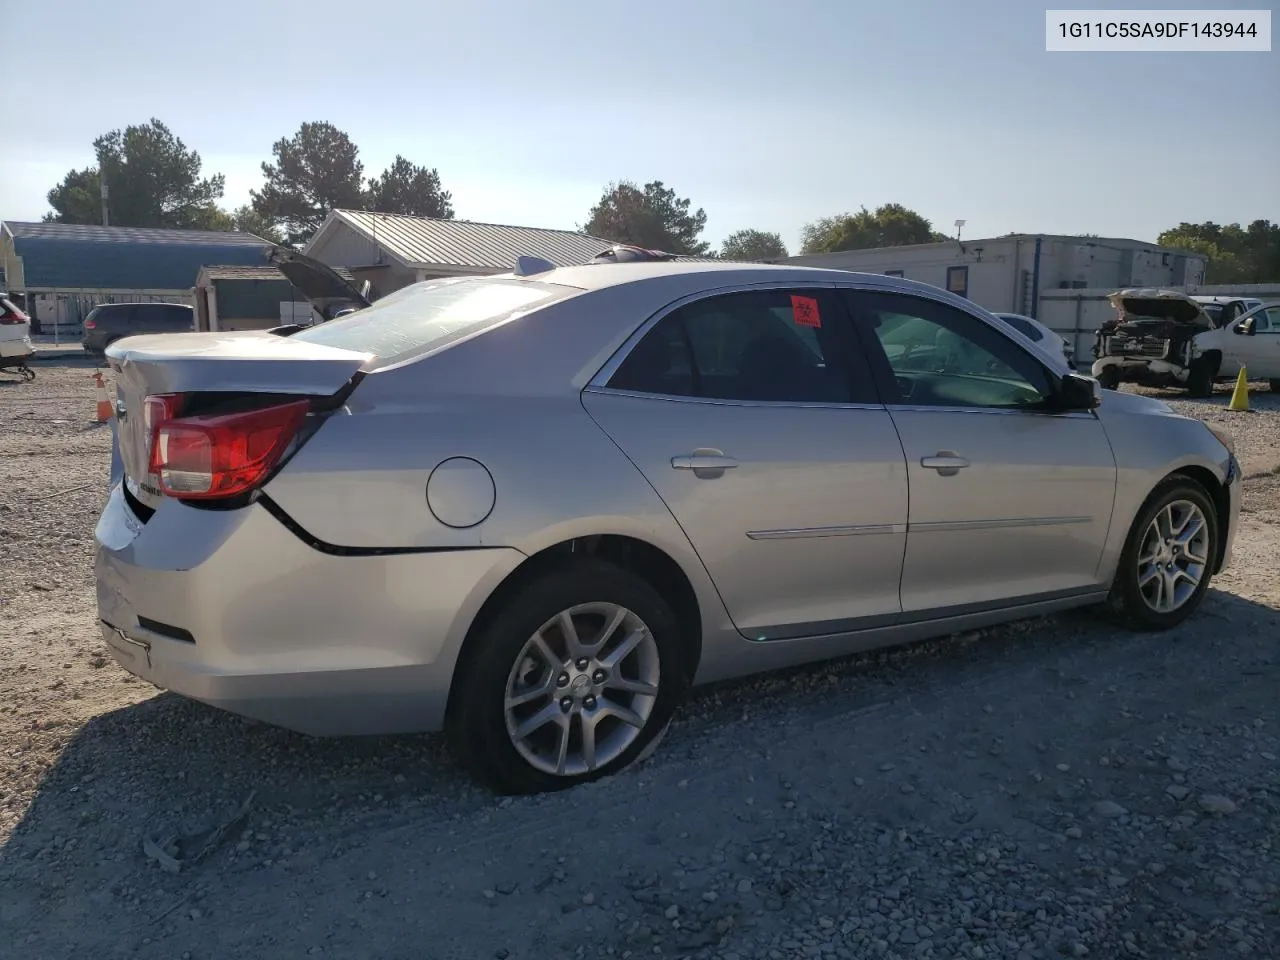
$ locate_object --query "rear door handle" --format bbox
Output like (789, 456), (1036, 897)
(920, 451), (970, 477)
(671, 449), (739, 478)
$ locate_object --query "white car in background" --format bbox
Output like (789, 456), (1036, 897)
(0, 295), (36, 381)
(992, 312), (1075, 367)
(1192, 295), (1264, 330)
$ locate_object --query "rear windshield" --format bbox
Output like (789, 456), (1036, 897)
(292, 276), (577, 364)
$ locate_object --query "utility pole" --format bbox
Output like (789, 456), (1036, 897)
(100, 178), (110, 227)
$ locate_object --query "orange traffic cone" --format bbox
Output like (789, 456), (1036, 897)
(92, 371), (113, 422)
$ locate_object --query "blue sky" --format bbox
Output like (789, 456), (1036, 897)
(2, 0), (1276, 251)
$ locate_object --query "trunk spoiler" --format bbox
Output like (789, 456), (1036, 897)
(266, 246), (373, 325)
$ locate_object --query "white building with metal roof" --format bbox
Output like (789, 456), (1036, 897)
(302, 210), (614, 298)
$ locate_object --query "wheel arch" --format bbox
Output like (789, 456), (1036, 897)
(444, 533), (704, 726)
(1162, 464), (1232, 575)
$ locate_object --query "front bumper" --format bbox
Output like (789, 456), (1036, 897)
(1092, 356), (1190, 386)
(95, 483), (524, 735)
(1219, 453), (1242, 573)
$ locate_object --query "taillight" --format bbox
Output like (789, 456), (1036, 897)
(146, 398), (311, 501)
(84, 319), (97, 329)
(0, 315), (26, 325)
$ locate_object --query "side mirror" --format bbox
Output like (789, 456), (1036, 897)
(1057, 372), (1101, 410)
(1234, 319), (1254, 335)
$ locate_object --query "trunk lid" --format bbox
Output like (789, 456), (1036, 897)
(267, 246), (372, 322)
(106, 332), (372, 510)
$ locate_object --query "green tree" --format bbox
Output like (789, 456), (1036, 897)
(43, 168), (100, 224)
(365, 155), (454, 219)
(229, 204), (285, 244)
(44, 119), (227, 229)
(582, 180), (710, 255)
(251, 122), (365, 245)
(1157, 220), (1280, 284)
(800, 203), (947, 254)
(720, 229), (788, 261)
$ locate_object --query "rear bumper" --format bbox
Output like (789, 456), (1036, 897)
(82, 330), (113, 353)
(0, 336), (33, 359)
(94, 483), (524, 735)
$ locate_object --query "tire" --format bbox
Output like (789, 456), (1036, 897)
(1095, 366), (1121, 391)
(445, 558), (690, 795)
(1269, 379), (1280, 393)
(1106, 476), (1219, 631)
(1185, 354), (1218, 398)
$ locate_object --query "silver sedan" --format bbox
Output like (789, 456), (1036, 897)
(95, 254), (1241, 794)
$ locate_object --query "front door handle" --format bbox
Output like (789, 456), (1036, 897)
(671, 449), (739, 479)
(920, 451), (970, 477)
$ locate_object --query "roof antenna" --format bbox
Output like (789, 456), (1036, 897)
(515, 255), (556, 277)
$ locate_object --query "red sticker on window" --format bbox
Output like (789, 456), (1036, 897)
(790, 295), (821, 328)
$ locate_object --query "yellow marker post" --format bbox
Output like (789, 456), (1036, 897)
(1227, 367), (1250, 412)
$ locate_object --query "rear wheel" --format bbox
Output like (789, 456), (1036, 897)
(1095, 365), (1120, 390)
(1106, 477), (1219, 631)
(446, 559), (689, 794)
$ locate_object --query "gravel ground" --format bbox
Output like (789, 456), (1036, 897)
(1, 361), (1278, 960)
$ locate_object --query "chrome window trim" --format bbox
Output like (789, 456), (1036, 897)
(581, 385), (885, 413)
(885, 404), (1096, 420)
(584, 274), (1077, 411)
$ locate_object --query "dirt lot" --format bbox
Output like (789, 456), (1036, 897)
(2, 359), (1278, 960)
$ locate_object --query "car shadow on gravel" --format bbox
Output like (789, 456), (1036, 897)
(4, 585), (1276, 895)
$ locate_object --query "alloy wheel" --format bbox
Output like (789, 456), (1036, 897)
(1136, 499), (1210, 614)
(503, 603), (660, 777)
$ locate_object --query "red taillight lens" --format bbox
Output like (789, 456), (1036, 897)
(0, 315), (26, 325)
(84, 319), (97, 329)
(146, 399), (311, 500)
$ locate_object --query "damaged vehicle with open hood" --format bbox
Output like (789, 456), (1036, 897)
(1091, 288), (1280, 397)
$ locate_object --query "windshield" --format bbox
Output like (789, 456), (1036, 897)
(292, 276), (579, 365)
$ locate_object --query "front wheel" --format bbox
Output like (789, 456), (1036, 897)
(1106, 477), (1219, 631)
(446, 559), (689, 794)
(1185, 354), (1218, 398)
(1095, 365), (1121, 391)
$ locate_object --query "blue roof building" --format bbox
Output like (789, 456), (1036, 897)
(0, 221), (270, 295)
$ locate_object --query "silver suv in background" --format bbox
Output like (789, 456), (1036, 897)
(82, 302), (195, 356)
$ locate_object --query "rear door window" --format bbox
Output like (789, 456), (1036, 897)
(606, 288), (873, 404)
(134, 304), (190, 331)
